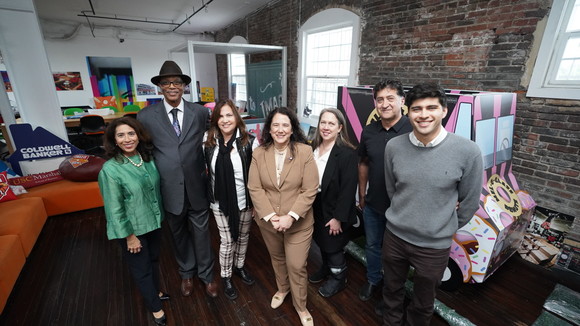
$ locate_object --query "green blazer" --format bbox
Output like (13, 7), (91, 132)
(98, 155), (164, 240)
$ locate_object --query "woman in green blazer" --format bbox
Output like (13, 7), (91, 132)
(98, 117), (168, 326)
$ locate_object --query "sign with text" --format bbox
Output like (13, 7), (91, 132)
(7, 124), (84, 176)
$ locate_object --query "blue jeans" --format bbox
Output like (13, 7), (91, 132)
(363, 205), (386, 284)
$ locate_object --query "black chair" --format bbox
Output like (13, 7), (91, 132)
(75, 115), (106, 155)
(80, 115), (106, 135)
(123, 112), (138, 119)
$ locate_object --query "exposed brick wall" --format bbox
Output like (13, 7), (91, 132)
(215, 0), (580, 238)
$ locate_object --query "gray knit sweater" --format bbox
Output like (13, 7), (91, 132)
(384, 133), (483, 249)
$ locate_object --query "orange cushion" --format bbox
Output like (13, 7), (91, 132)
(0, 235), (26, 314)
(0, 197), (47, 256)
(0, 235), (26, 313)
(20, 179), (103, 216)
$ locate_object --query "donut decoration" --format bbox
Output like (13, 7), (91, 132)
(449, 238), (472, 282)
(462, 215), (497, 282)
(487, 174), (522, 217)
(483, 195), (506, 232)
(516, 190), (536, 211)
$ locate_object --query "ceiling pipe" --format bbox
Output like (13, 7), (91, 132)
(172, 0), (214, 31)
(78, 0), (179, 29)
(76, 13), (180, 26)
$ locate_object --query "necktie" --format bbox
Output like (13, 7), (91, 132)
(170, 108), (181, 137)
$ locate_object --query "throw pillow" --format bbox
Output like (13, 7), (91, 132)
(0, 171), (18, 203)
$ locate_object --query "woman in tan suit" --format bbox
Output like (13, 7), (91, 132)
(248, 107), (319, 326)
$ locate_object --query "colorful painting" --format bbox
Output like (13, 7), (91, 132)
(53, 72), (84, 91)
(1, 71), (12, 92)
(93, 96), (116, 109)
(86, 56), (135, 108)
(136, 83), (157, 96)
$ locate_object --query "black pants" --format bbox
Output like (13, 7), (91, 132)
(165, 195), (214, 283)
(119, 228), (163, 313)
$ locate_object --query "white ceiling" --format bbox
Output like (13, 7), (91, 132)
(33, 0), (272, 35)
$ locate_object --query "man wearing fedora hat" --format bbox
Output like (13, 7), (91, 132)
(138, 60), (217, 298)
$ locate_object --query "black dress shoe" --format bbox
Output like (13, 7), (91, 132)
(223, 277), (238, 300)
(158, 292), (170, 301)
(359, 281), (379, 301)
(153, 313), (166, 326)
(234, 267), (255, 285)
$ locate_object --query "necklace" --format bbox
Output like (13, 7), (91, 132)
(124, 152), (143, 167)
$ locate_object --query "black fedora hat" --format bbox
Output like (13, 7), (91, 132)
(151, 60), (192, 86)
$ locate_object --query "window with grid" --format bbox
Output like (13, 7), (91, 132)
(229, 53), (247, 101)
(304, 27), (353, 118)
(298, 9), (360, 123)
(527, 0), (580, 100)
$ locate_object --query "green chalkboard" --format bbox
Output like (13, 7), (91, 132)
(246, 60), (282, 118)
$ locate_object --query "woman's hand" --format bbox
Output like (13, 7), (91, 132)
(326, 218), (342, 236)
(271, 215), (281, 230)
(126, 234), (142, 254)
(277, 214), (294, 233)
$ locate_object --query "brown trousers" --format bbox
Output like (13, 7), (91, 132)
(259, 221), (313, 312)
(382, 229), (450, 326)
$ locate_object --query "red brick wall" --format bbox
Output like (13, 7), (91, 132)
(215, 0), (580, 237)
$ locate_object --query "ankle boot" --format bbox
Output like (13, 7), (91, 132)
(308, 264), (330, 284)
(223, 277), (238, 300)
(318, 266), (347, 298)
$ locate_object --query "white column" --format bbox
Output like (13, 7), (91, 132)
(0, 0), (67, 140)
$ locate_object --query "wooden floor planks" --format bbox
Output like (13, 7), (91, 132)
(1, 207), (578, 325)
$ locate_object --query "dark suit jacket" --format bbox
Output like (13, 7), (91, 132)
(312, 144), (358, 251)
(248, 142), (319, 235)
(137, 100), (209, 214)
(314, 144), (358, 225)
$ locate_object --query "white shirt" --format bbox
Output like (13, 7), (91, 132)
(205, 130), (259, 211)
(163, 99), (184, 128)
(409, 128), (448, 147)
(313, 147), (331, 193)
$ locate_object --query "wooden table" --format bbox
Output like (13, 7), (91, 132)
(64, 112), (126, 127)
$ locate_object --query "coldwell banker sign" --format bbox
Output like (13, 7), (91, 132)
(8, 124), (84, 176)
(20, 144), (73, 159)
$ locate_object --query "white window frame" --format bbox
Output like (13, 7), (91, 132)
(229, 53), (247, 101)
(527, 0), (580, 100)
(298, 8), (360, 126)
(228, 36), (248, 102)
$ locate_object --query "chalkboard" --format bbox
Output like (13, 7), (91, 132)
(246, 60), (282, 118)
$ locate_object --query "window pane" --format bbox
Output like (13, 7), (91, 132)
(566, 0), (580, 32)
(562, 37), (580, 58)
(305, 77), (348, 117)
(230, 54), (247, 101)
(556, 37), (580, 80)
(304, 25), (353, 116)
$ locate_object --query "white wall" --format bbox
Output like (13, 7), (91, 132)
(42, 25), (219, 107)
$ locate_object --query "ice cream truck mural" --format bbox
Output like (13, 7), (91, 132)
(337, 86), (536, 289)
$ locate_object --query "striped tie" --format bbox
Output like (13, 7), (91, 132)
(170, 108), (181, 137)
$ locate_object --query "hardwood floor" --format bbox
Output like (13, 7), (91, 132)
(1, 207), (578, 325)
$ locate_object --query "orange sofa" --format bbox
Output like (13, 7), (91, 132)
(0, 180), (103, 313)
(20, 179), (103, 216)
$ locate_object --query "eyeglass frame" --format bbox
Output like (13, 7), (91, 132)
(159, 79), (184, 87)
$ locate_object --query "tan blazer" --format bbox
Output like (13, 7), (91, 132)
(248, 142), (319, 234)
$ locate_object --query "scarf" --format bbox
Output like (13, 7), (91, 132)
(214, 136), (241, 241)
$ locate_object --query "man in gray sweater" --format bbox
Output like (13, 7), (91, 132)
(381, 83), (483, 326)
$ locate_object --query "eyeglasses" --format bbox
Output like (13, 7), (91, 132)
(159, 80), (184, 87)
